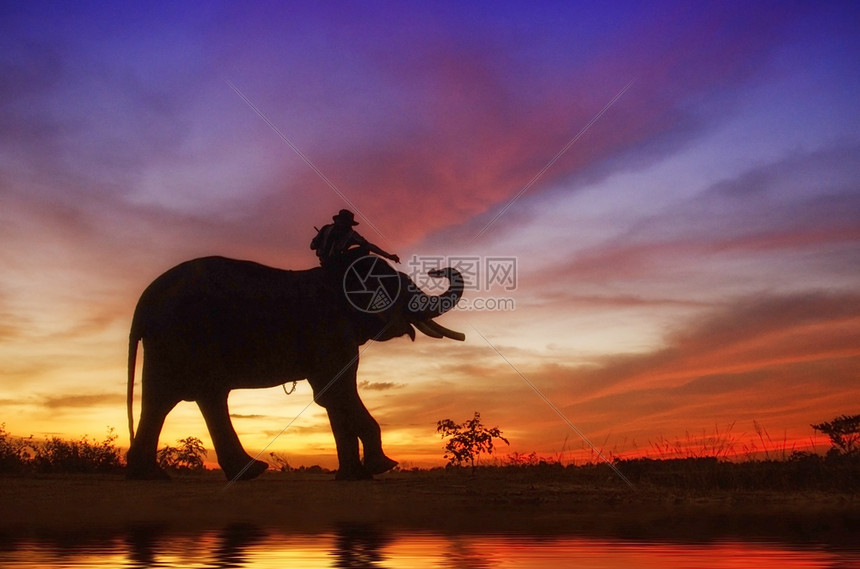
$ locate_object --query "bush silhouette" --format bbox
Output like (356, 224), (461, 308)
(157, 437), (207, 472)
(812, 414), (860, 455)
(437, 412), (509, 469)
(0, 423), (30, 473)
(32, 428), (123, 474)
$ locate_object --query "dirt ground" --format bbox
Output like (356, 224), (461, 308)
(2, 470), (857, 544)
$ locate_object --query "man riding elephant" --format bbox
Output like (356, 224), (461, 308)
(311, 209), (400, 268)
(125, 234), (465, 481)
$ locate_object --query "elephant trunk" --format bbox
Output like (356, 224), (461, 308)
(406, 267), (464, 321)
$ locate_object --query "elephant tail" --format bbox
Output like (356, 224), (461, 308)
(127, 333), (139, 445)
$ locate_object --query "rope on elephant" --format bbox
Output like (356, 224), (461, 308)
(282, 381), (298, 395)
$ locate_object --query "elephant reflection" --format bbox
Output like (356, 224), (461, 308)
(124, 524), (268, 568)
(126, 253), (464, 481)
(332, 523), (391, 569)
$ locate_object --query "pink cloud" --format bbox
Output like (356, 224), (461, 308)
(222, 4), (810, 252)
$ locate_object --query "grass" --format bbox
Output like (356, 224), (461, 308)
(3, 420), (858, 493)
(2, 422), (858, 544)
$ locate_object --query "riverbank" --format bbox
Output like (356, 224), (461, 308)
(3, 470), (857, 545)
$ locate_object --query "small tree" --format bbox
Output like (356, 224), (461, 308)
(437, 412), (509, 469)
(157, 437), (207, 472)
(812, 414), (860, 455)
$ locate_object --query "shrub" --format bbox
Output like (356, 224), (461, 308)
(0, 423), (31, 473)
(437, 412), (509, 469)
(31, 428), (123, 474)
(157, 437), (207, 472)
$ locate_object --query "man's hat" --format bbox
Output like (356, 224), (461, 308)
(332, 209), (359, 226)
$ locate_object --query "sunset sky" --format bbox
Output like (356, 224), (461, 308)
(2, 2), (858, 469)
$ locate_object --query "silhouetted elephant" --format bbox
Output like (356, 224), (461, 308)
(126, 253), (464, 481)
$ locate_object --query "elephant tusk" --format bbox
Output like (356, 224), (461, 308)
(413, 320), (444, 338)
(417, 319), (466, 341)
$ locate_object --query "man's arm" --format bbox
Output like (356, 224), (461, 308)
(367, 243), (400, 264)
(352, 231), (400, 263)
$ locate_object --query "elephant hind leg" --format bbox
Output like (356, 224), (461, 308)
(127, 394), (178, 480)
(196, 394), (268, 481)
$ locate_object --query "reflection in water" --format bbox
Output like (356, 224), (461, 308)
(445, 537), (498, 569)
(331, 524), (390, 569)
(125, 525), (166, 568)
(0, 526), (857, 568)
(212, 524), (269, 569)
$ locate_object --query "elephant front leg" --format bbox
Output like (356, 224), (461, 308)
(197, 394), (268, 481)
(353, 399), (398, 475)
(310, 358), (390, 480)
(326, 406), (371, 480)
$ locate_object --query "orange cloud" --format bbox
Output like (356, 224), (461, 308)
(351, 291), (859, 466)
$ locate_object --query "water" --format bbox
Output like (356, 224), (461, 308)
(1, 526), (857, 568)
